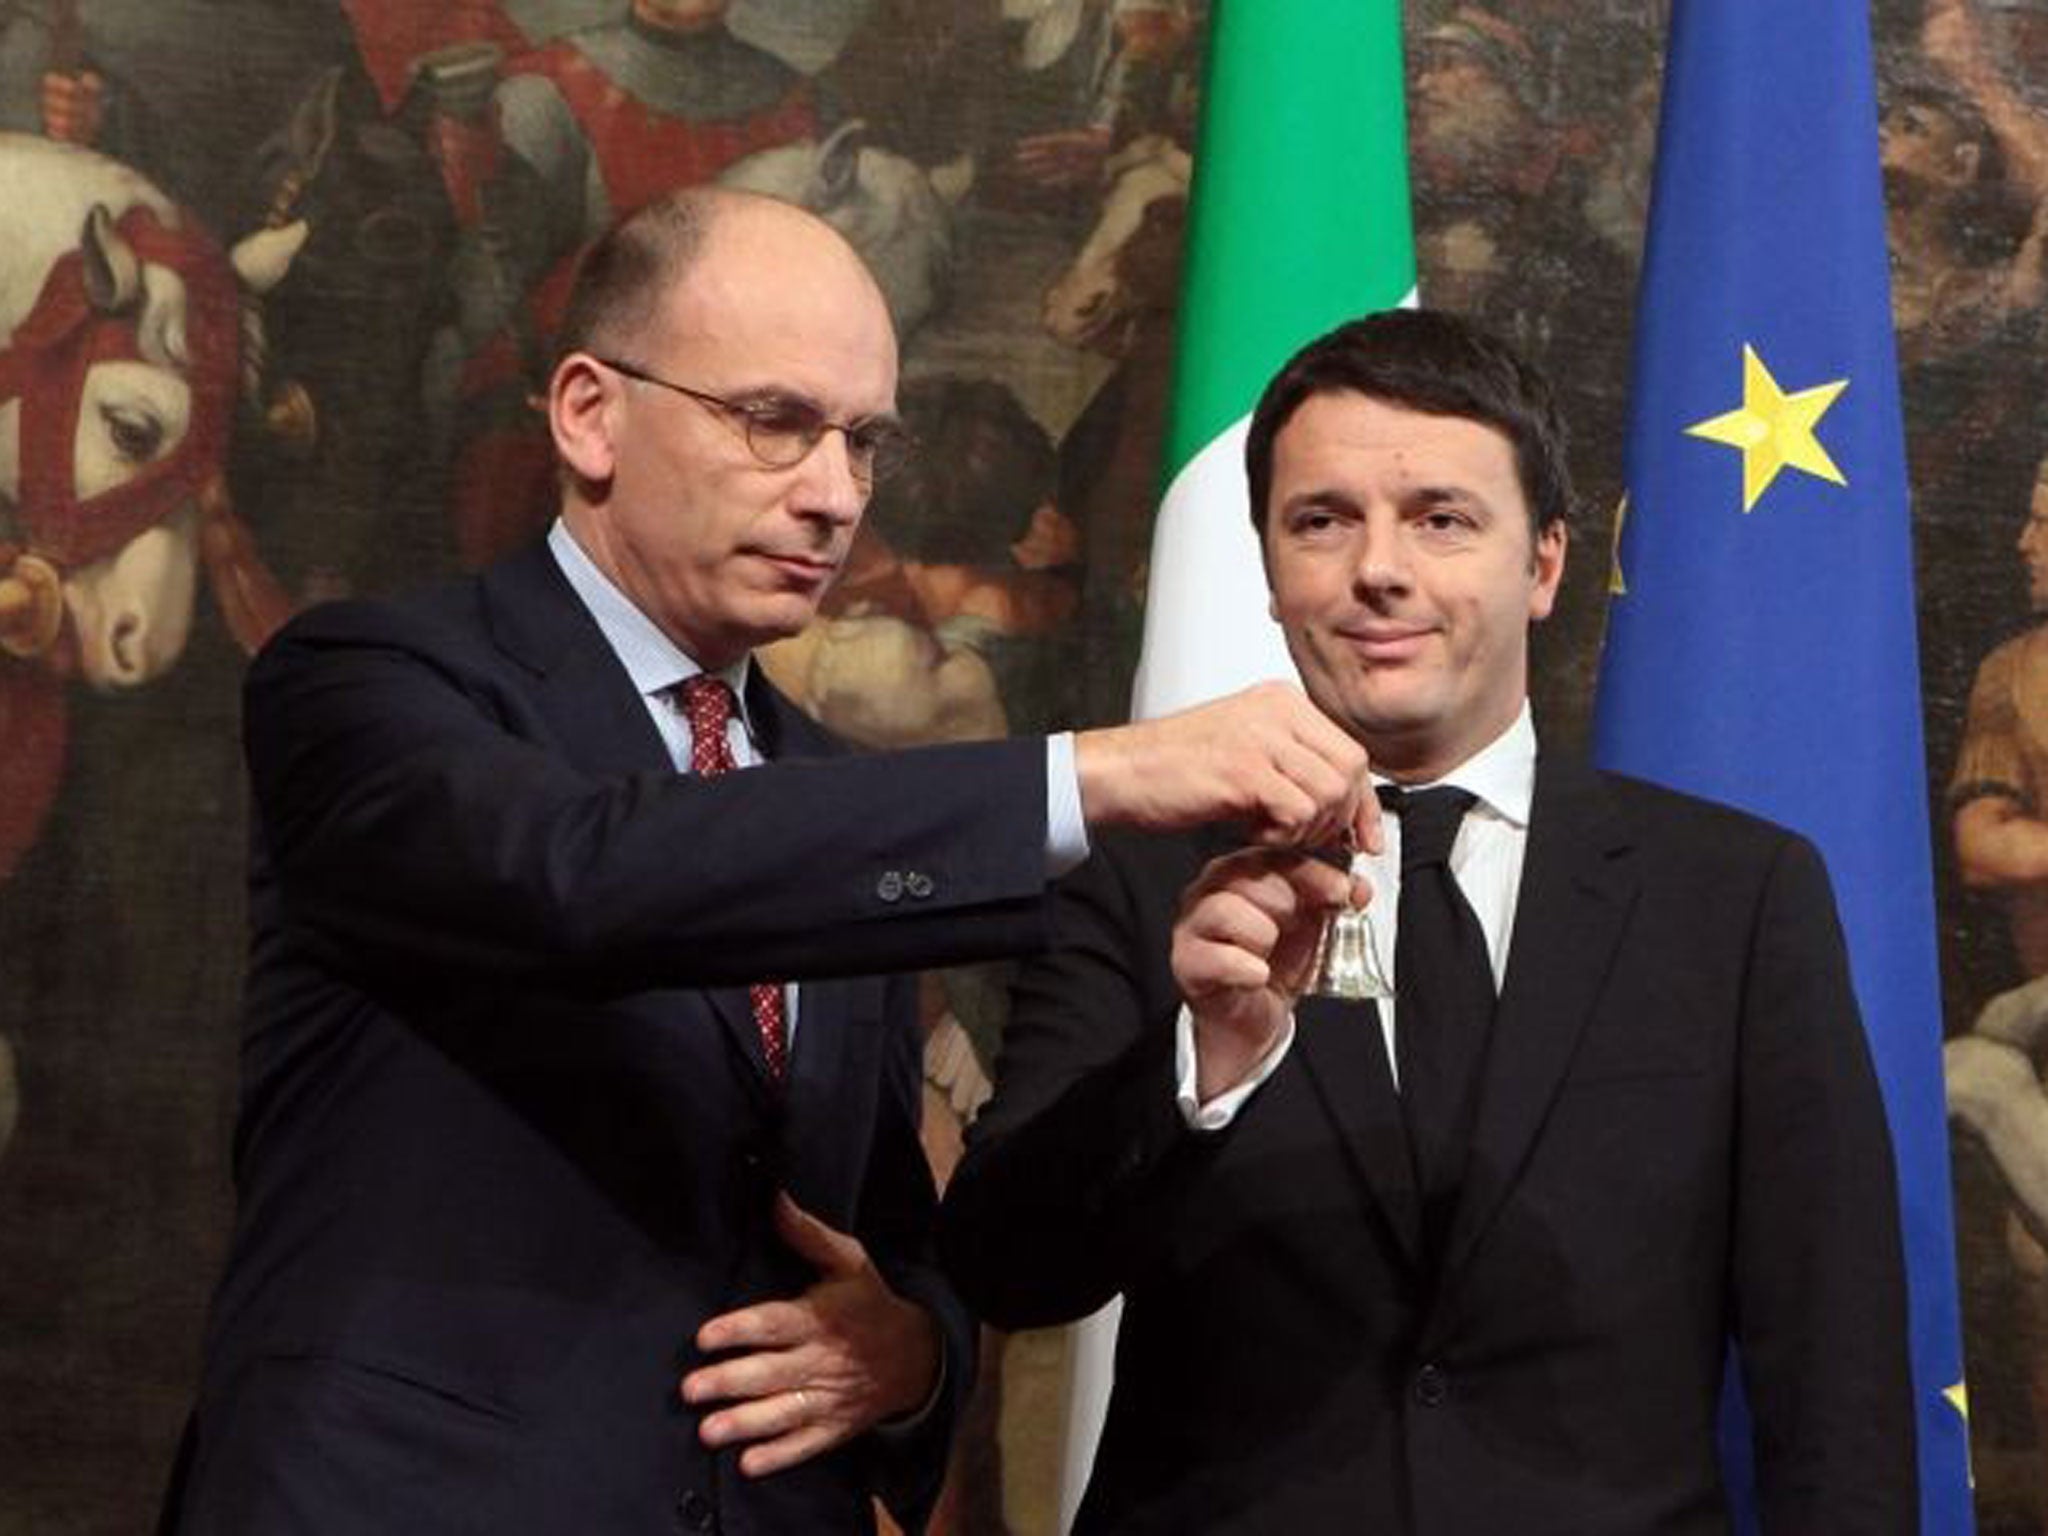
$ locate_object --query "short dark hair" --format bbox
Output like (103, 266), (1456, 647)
(554, 189), (721, 366)
(867, 375), (1056, 565)
(1244, 307), (1573, 537)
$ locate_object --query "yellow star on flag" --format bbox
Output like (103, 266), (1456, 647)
(1685, 344), (1848, 512)
(1946, 1380), (1974, 1488)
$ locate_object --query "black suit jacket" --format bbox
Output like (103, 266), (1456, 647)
(167, 543), (1053, 1535)
(941, 757), (1916, 1534)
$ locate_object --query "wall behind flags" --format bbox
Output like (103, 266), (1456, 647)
(0, 1), (2044, 1530)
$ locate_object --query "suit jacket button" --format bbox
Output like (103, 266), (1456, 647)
(675, 1488), (716, 1532)
(876, 870), (905, 902)
(905, 871), (934, 899)
(1413, 1363), (1448, 1408)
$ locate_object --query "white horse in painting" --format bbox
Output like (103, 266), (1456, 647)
(0, 134), (303, 689)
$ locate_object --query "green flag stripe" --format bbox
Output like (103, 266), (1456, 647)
(1164, 0), (1416, 479)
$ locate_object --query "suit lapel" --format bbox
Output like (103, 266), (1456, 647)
(1437, 756), (1638, 1286)
(1171, 819), (1421, 1268)
(479, 543), (675, 778)
(756, 681), (882, 1210)
(684, 677), (840, 1095)
(780, 976), (882, 1215)
(1293, 993), (1422, 1270)
(725, 671), (845, 1094)
(477, 545), (819, 1090)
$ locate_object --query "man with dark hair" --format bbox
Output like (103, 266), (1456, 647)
(160, 185), (1376, 1534)
(941, 307), (1916, 1532)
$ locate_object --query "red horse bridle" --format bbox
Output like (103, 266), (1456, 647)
(0, 203), (238, 573)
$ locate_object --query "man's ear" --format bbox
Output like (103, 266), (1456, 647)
(549, 354), (619, 486)
(1528, 519), (1568, 622)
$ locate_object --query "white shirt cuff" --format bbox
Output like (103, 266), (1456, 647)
(1045, 732), (1091, 876)
(1173, 1004), (1296, 1132)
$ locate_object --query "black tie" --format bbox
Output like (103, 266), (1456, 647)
(1380, 784), (1494, 1252)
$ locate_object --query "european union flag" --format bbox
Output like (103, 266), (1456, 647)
(1591, 2), (1973, 1530)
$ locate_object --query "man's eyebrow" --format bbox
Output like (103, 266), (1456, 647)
(731, 386), (903, 430)
(725, 384), (821, 412)
(1405, 483), (1492, 513)
(1278, 487), (1361, 514)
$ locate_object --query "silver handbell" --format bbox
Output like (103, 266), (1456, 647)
(1305, 903), (1394, 1002)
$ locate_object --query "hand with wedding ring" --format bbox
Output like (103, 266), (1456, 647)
(681, 1192), (940, 1476)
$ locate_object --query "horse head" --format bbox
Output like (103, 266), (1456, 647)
(0, 138), (303, 690)
(1041, 133), (1189, 355)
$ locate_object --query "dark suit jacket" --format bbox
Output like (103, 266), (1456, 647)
(941, 757), (1916, 1534)
(166, 543), (1052, 1535)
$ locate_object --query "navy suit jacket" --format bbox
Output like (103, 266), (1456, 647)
(941, 757), (1916, 1534)
(166, 543), (1051, 1535)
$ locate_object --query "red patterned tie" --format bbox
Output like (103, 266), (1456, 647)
(676, 675), (789, 1082)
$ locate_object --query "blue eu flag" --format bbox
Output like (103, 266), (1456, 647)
(1591, 1), (1973, 1529)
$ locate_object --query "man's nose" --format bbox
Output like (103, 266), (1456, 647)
(793, 428), (869, 525)
(1351, 515), (1410, 593)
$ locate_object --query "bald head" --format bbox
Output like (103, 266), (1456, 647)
(545, 186), (900, 669)
(556, 188), (891, 370)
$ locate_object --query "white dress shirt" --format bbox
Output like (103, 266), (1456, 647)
(1176, 705), (1538, 1130)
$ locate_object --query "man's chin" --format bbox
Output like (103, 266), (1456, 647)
(1314, 692), (1436, 754)
(746, 600), (830, 649)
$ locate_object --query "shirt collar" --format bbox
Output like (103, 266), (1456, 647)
(1375, 702), (1536, 829)
(546, 519), (755, 721)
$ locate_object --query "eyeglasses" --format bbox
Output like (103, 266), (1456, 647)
(593, 356), (914, 485)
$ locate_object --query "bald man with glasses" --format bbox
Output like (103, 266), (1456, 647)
(160, 187), (1373, 1536)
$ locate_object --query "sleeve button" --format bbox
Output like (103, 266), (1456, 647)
(1413, 1363), (1448, 1408)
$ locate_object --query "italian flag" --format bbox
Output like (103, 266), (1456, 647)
(1131, 0), (1418, 719)
(1058, 1), (1418, 1520)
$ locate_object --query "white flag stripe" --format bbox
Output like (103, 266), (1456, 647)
(1130, 417), (1294, 720)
